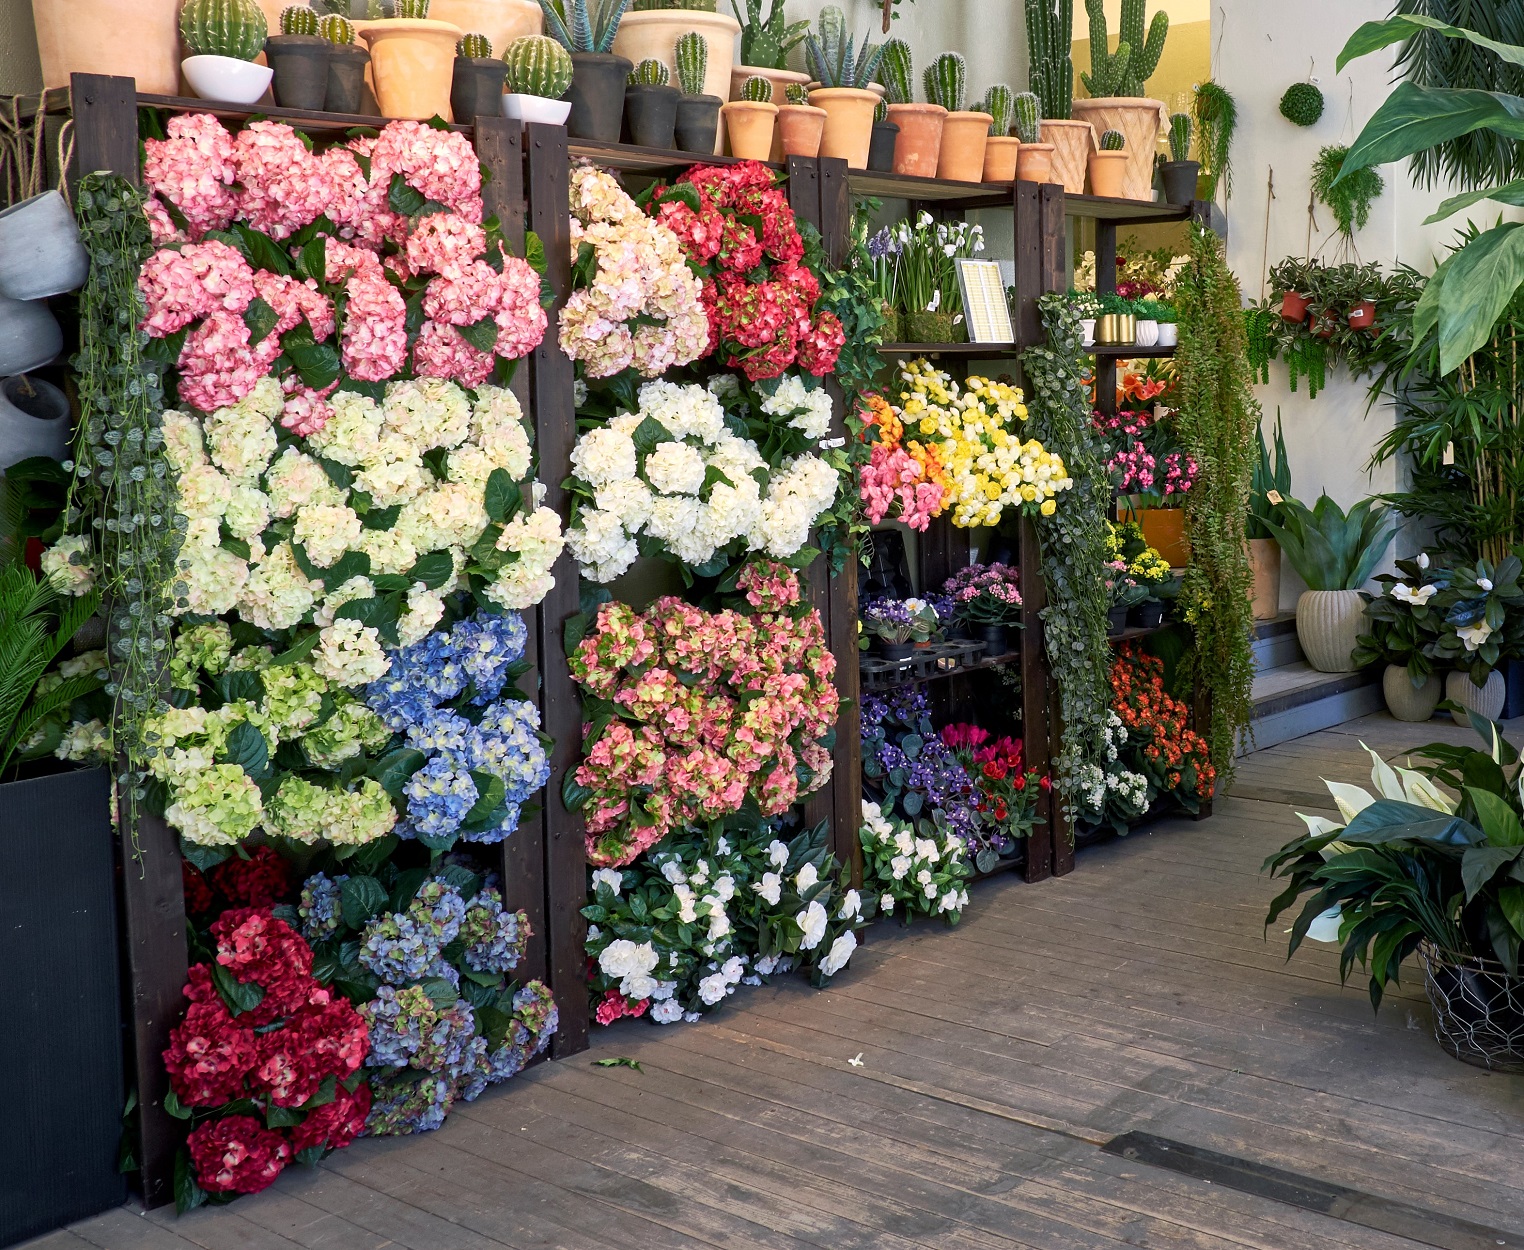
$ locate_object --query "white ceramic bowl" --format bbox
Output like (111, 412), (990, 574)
(182, 55), (274, 106)
(502, 93), (572, 127)
(1156, 323), (1178, 347)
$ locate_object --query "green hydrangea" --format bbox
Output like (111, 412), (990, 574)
(227, 644), (275, 672)
(170, 622), (235, 689)
(266, 774), (398, 846)
(206, 699), (279, 754)
(266, 775), (333, 844)
(329, 778), (397, 845)
(165, 763), (264, 846)
(304, 695), (392, 768)
(263, 662), (329, 736)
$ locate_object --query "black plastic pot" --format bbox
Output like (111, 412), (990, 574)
(567, 52), (632, 142)
(325, 42), (371, 115)
(451, 54), (507, 125)
(265, 34), (331, 111)
(1107, 604), (1130, 636)
(674, 93), (722, 153)
(1130, 601), (1165, 629)
(878, 639), (915, 662)
(978, 623), (1009, 656)
(1159, 159), (1201, 206)
(868, 120), (899, 172)
(625, 82), (680, 150)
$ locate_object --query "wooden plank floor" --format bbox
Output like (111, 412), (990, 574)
(38, 713), (1524, 1250)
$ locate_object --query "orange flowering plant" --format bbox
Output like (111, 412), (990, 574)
(1109, 646), (1215, 814)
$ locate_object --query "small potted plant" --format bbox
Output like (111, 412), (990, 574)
(722, 74), (778, 160)
(1354, 555), (1445, 722)
(1347, 261), (1382, 329)
(879, 37), (942, 176)
(673, 31), (721, 152)
(944, 563), (1023, 656)
(777, 82), (827, 159)
(613, 0), (739, 144)
(625, 57), (680, 148)
(1133, 296), (1162, 347)
(319, 14), (370, 114)
(180, 0), (273, 106)
(1246, 413), (1288, 619)
(863, 597), (938, 662)
(727, 0), (810, 105)
(1088, 128), (1129, 198)
(1067, 289), (1101, 346)
(867, 97), (899, 171)
(1153, 300), (1177, 347)
(1425, 556), (1524, 724)
(502, 33), (574, 126)
(1106, 565), (1147, 635)
(539, 0), (633, 141)
(360, 0), (465, 121)
(266, 5), (331, 111)
(924, 52), (991, 183)
(1013, 90), (1054, 183)
(452, 31), (509, 122)
(979, 84), (1019, 182)
(1159, 111), (1199, 205)
(1095, 291), (1135, 345)
(1270, 256), (1314, 323)
(806, 6), (886, 170)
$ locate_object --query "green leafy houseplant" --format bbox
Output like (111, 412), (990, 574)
(1192, 80), (1236, 201)
(1246, 412), (1289, 542)
(1261, 494), (1393, 591)
(1354, 554), (1446, 687)
(1311, 143), (1384, 252)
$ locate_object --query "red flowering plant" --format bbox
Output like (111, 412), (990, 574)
(1108, 646), (1215, 813)
(163, 906), (370, 1211)
(940, 724), (1048, 854)
(643, 160), (845, 381)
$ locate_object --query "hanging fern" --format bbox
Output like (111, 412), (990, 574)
(1192, 80), (1237, 202)
(1311, 144), (1383, 242)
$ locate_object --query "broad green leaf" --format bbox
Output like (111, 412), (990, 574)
(1411, 248), (1455, 346)
(1462, 844), (1524, 901)
(1437, 222), (1524, 374)
(211, 961), (265, 1016)
(370, 747), (426, 799)
(339, 874), (389, 929)
(484, 469), (522, 524)
(1336, 82), (1524, 185)
(1338, 13), (1524, 74)
(1339, 797), (1481, 846)
(1423, 177), (1524, 224)
(408, 549), (455, 590)
(1466, 786), (1524, 846)
(459, 316), (498, 353)
(224, 721), (271, 781)
(1500, 884), (1524, 938)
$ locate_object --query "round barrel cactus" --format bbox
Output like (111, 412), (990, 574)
(318, 12), (355, 41)
(740, 74), (773, 103)
(504, 34), (574, 99)
(458, 31), (492, 58)
(279, 5), (319, 35)
(180, 0), (269, 60)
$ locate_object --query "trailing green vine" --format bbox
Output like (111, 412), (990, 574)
(69, 173), (183, 844)
(1019, 294), (1112, 822)
(1174, 224), (1257, 777)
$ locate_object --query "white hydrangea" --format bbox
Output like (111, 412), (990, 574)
(223, 483), (271, 540)
(569, 426), (637, 488)
(312, 618), (389, 686)
(313, 575), (375, 628)
(382, 376), (472, 448)
(161, 410), (207, 474)
(641, 378), (726, 441)
(484, 506), (566, 610)
(179, 539), (248, 616)
(763, 374), (833, 441)
(41, 535), (96, 597)
(264, 447), (344, 518)
(203, 383), (279, 480)
(293, 504), (363, 568)
(567, 507), (638, 583)
(309, 391), (383, 466)
(237, 541), (314, 631)
(644, 440), (707, 495)
(397, 584), (446, 647)
(356, 527), (418, 576)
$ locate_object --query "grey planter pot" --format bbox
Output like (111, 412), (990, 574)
(1447, 669), (1506, 727)
(0, 292), (63, 377)
(567, 52), (631, 142)
(0, 375), (70, 468)
(451, 54), (507, 125)
(1383, 665), (1441, 722)
(326, 43), (371, 115)
(0, 190), (88, 301)
(1295, 589), (1364, 673)
(624, 82), (680, 149)
(674, 93), (722, 153)
(266, 34), (331, 111)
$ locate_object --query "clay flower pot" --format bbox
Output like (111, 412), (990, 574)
(1087, 149), (1129, 198)
(450, 54), (507, 124)
(566, 52), (632, 141)
(1280, 291), (1310, 322)
(1137, 507), (1188, 567)
(722, 100), (777, 161)
(1384, 666), (1441, 723)
(810, 87), (879, 170)
(1071, 97), (1166, 201)
(730, 65), (811, 103)
(361, 19), (463, 121)
(868, 120), (899, 171)
(675, 95), (723, 154)
(325, 43), (371, 115)
(1296, 589), (1364, 674)
(936, 110), (992, 182)
(1248, 537), (1280, 620)
(1015, 141), (1055, 183)
(626, 83), (681, 150)
(265, 34), (330, 111)
(181, 55), (274, 106)
(775, 103), (827, 159)
(1447, 670), (1506, 727)
(430, 0), (542, 52)
(1159, 158), (1200, 205)
(982, 134), (1020, 182)
(0, 375), (70, 469)
(1349, 300), (1377, 329)
(885, 102), (946, 178)
(1040, 118), (1094, 193)
(31, 0), (182, 94)
(0, 190), (89, 301)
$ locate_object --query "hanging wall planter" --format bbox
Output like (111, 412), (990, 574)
(0, 375), (71, 468)
(361, 17), (464, 120)
(0, 294), (63, 378)
(567, 52), (633, 141)
(1348, 300), (1377, 329)
(0, 191), (89, 302)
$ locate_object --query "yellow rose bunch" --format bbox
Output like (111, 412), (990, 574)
(897, 359), (1072, 528)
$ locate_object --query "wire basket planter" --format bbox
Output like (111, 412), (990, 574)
(1418, 942), (1524, 1073)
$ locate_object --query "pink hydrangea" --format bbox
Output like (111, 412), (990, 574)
(370, 121), (483, 223)
(253, 270), (336, 342)
(141, 113), (237, 240)
(406, 213), (488, 278)
(280, 376), (338, 436)
(177, 311), (266, 412)
(494, 255), (547, 358)
(139, 240), (257, 337)
(413, 319), (495, 389)
(232, 121), (334, 240)
(323, 140), (404, 248)
(421, 260), (501, 327)
(340, 269), (409, 382)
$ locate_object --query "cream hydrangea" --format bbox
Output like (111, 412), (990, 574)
(313, 618), (390, 685)
(264, 447), (344, 518)
(483, 506), (565, 610)
(762, 373), (833, 441)
(294, 504), (363, 568)
(202, 379), (280, 480)
(41, 535), (95, 596)
(237, 541), (315, 631)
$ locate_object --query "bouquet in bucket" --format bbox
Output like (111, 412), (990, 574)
(856, 393), (947, 531)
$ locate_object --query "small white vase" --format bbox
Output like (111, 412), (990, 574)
(0, 191), (89, 301)
(1155, 323), (1178, 347)
(502, 93), (572, 127)
(1080, 318), (1096, 347)
(1383, 665), (1441, 723)
(182, 55), (274, 105)
(0, 375), (70, 469)
(1135, 318), (1160, 347)
(1296, 589), (1365, 674)
(1446, 670), (1506, 727)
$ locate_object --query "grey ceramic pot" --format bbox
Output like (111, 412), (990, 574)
(0, 191), (89, 301)
(0, 375), (70, 468)
(0, 292), (63, 377)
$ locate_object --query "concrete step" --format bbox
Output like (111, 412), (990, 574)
(1244, 661), (1382, 753)
(1252, 612), (1301, 673)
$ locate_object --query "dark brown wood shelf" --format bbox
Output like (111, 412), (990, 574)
(861, 649), (1021, 691)
(1108, 622), (1175, 645)
(1065, 193), (1195, 224)
(135, 92), (472, 133)
(567, 138), (781, 175)
(878, 341), (1020, 357)
(847, 168), (1011, 207)
(1090, 343), (1176, 358)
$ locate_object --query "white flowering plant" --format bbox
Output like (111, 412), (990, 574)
(1073, 709), (1151, 835)
(859, 800), (971, 926)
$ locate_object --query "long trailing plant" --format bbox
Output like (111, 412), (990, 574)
(1173, 223), (1256, 777)
(1192, 80), (1237, 202)
(1019, 294), (1112, 825)
(70, 173), (183, 845)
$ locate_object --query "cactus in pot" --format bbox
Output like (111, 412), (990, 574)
(785, 81), (808, 106)
(280, 4), (319, 35)
(804, 6), (883, 90)
(983, 83), (1013, 136)
(394, 0), (430, 18)
(267, 1), (333, 111)
(458, 31), (492, 58)
(1081, 0), (1167, 98)
(1159, 110), (1200, 204)
(629, 56), (670, 85)
(1168, 111), (1191, 162)
(634, 0), (714, 8)
(1099, 128), (1125, 150)
(731, 0), (809, 70)
(1012, 90), (1041, 144)
(877, 36), (911, 105)
(181, 0), (269, 60)
(1024, 0), (1072, 120)
(319, 12), (355, 41)
(536, 0), (631, 140)
(922, 51), (966, 113)
(626, 54), (679, 148)
(674, 30), (707, 96)
(538, 0), (630, 54)
(672, 29), (718, 151)
(740, 73), (772, 102)
(453, 28), (508, 121)
(504, 34), (574, 97)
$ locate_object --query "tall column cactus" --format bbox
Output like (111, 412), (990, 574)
(280, 5), (320, 35)
(1012, 90), (1041, 144)
(180, 0), (269, 60)
(983, 83), (1013, 135)
(923, 51), (965, 113)
(1081, 0), (1167, 98)
(1167, 111), (1192, 162)
(1024, 0), (1072, 121)
(877, 37), (912, 105)
(674, 30), (708, 96)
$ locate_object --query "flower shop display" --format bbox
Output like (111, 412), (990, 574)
(541, 0), (634, 141)
(1072, 708), (1149, 835)
(450, 31), (510, 123)
(1105, 521), (1173, 629)
(941, 723), (1047, 850)
(804, 6), (886, 169)
(942, 562), (1022, 654)
(564, 562), (838, 866)
(501, 33), (575, 126)
(1073, 0), (1169, 202)
(625, 58), (682, 149)
(359, 0), (466, 122)
(179, 0), (274, 107)
(861, 596), (939, 660)
(922, 52), (991, 184)
(1107, 647), (1214, 817)
(859, 799), (970, 925)
(1094, 401), (1198, 517)
(265, 6), (332, 113)
(673, 32), (724, 153)
(722, 76), (778, 161)
(878, 38), (945, 178)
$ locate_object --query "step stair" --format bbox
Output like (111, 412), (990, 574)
(1242, 613), (1381, 753)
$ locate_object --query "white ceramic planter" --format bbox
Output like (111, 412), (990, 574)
(0, 191), (89, 302)
(0, 376), (70, 468)
(182, 55), (274, 105)
(0, 293), (63, 377)
(1135, 318), (1160, 347)
(502, 94), (572, 127)
(1156, 322), (1178, 347)
(1447, 670), (1506, 727)
(1295, 588), (1365, 674)
(1383, 665), (1441, 723)
(1080, 318), (1096, 347)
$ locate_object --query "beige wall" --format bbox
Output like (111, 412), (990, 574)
(1, 0), (42, 94)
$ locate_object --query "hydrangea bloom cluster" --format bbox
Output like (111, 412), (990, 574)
(561, 166), (708, 379)
(163, 908), (371, 1199)
(566, 562), (838, 866)
(565, 379), (838, 582)
(646, 161), (844, 380)
(859, 800), (971, 925)
(139, 116), (543, 404)
(583, 821), (869, 1024)
(364, 610), (551, 849)
(857, 393), (947, 531)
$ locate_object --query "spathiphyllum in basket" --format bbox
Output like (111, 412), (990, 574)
(858, 799), (971, 926)
(857, 393), (947, 531)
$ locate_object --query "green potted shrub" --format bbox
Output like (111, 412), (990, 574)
(502, 33), (574, 125)
(672, 31), (721, 152)
(625, 56), (680, 148)
(1153, 298), (1177, 347)
(451, 30), (509, 122)
(539, 0), (633, 141)
(179, 0), (273, 105)
(1354, 554), (1446, 721)
(1095, 290), (1135, 345)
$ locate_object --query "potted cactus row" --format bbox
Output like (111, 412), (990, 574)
(805, 5), (884, 170)
(540, 0), (634, 142)
(1072, 0), (1169, 201)
(612, 0), (740, 149)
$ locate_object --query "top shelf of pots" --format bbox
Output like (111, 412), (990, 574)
(566, 138), (783, 177)
(134, 91), (474, 133)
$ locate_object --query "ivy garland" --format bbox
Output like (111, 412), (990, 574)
(1174, 224), (1257, 776)
(1019, 294), (1112, 822)
(69, 173), (184, 841)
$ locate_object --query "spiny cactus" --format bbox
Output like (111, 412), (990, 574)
(504, 33), (574, 97)
(310, 0), (346, 12)
(741, 74), (773, 102)
(1082, 0), (1167, 97)
(804, 7), (884, 90)
(319, 12), (355, 41)
(923, 52), (966, 113)
(877, 37), (912, 105)
(458, 31), (492, 58)
(538, 0), (631, 55)
(280, 5), (319, 36)
(1024, 0), (1072, 121)
(785, 82), (809, 105)
(983, 83), (1013, 135)
(629, 57), (670, 86)
(394, 0), (430, 17)
(674, 31), (708, 96)
(1012, 90), (1041, 144)
(1168, 111), (1191, 162)
(180, 0), (269, 60)
(1099, 128), (1125, 151)
(731, 0), (808, 71)
(874, 95), (887, 122)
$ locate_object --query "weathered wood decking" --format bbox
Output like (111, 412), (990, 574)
(34, 713), (1524, 1250)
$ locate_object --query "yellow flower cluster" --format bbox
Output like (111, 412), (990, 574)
(1129, 549), (1172, 584)
(897, 359), (1072, 528)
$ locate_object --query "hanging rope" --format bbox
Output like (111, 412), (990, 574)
(0, 91), (76, 210)
(1259, 166), (1275, 302)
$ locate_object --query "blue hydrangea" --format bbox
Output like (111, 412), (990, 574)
(408, 878), (467, 945)
(406, 708), (473, 758)
(459, 890), (527, 975)
(452, 612), (527, 705)
(358, 912), (447, 985)
(360, 985), (430, 1067)
(416, 1000), (480, 1079)
(403, 757), (479, 838)
(298, 872), (346, 944)
(365, 1072), (453, 1136)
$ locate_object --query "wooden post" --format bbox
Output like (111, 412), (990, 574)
(68, 73), (137, 190)
(523, 122), (589, 1057)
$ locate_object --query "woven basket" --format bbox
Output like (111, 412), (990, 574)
(1419, 942), (1524, 1073)
(1040, 119), (1094, 195)
(1071, 98), (1166, 201)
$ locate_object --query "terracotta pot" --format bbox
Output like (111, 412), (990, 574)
(0, 375), (69, 468)
(1087, 149), (1129, 198)
(775, 104), (827, 159)
(430, 0), (542, 54)
(937, 110), (992, 182)
(1447, 670), (1506, 727)
(1349, 300), (1377, 329)
(1015, 141), (1055, 183)
(1314, 311), (1337, 339)
(1281, 291), (1310, 322)
(1136, 507), (1188, 567)
(625, 83), (680, 149)
(867, 120), (899, 171)
(1040, 118), (1094, 193)
(982, 135), (1020, 182)
(1248, 537), (1281, 620)
(0, 190), (89, 302)
(1159, 159), (1200, 206)
(675, 95), (722, 154)
(266, 35), (330, 111)
(886, 102), (946, 177)
(810, 87), (879, 170)
(325, 43), (371, 114)
(1071, 97), (1166, 201)
(566, 52), (632, 141)
(450, 55), (507, 125)
(361, 19), (463, 121)
(1384, 666), (1441, 723)
(722, 100), (777, 161)
(1296, 589), (1364, 674)
(32, 0), (182, 93)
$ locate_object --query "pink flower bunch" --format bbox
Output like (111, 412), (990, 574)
(1091, 407), (1156, 438)
(139, 240), (257, 337)
(1109, 440), (1198, 496)
(232, 121), (336, 240)
(860, 441), (944, 530)
(370, 121), (483, 223)
(567, 562), (838, 867)
(141, 113), (238, 242)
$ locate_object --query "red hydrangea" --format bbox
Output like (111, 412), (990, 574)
(187, 1116), (291, 1195)
(211, 908), (314, 1023)
(289, 1082), (372, 1154)
(163, 967), (257, 1106)
(208, 845), (292, 909)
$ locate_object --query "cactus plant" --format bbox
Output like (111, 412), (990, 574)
(1167, 111), (1191, 162)
(538, 0), (630, 54)
(873, 95), (887, 122)
(504, 34), (574, 97)
(280, 5), (319, 35)
(730, 0), (809, 70)
(1081, 0), (1167, 98)
(804, 7), (884, 90)
(1024, 0), (1072, 121)
(394, 0), (430, 17)
(1012, 90), (1041, 144)
(1099, 128), (1125, 151)
(740, 74), (772, 102)
(458, 31), (492, 58)
(922, 52), (966, 113)
(785, 82), (809, 106)
(180, 0), (269, 60)
(674, 30), (708, 96)
(629, 57), (670, 86)
(982, 83), (1013, 136)
(877, 37), (912, 105)
(1279, 81), (1323, 127)
(319, 12), (355, 41)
